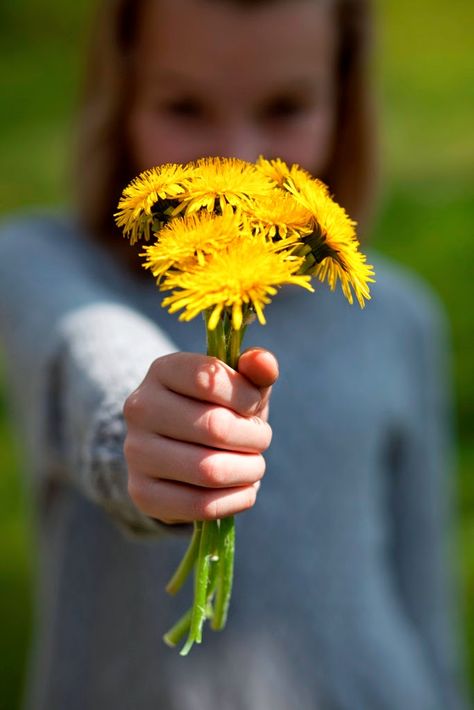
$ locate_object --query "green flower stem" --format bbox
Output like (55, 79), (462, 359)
(205, 311), (218, 356)
(227, 325), (244, 370)
(214, 317), (227, 361)
(205, 308), (226, 360)
(205, 521), (220, 615)
(209, 316), (238, 633)
(165, 521), (203, 595)
(180, 519), (215, 655)
(163, 608), (192, 648)
(211, 515), (235, 630)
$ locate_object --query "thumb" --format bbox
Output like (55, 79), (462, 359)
(237, 347), (279, 388)
(237, 348), (278, 418)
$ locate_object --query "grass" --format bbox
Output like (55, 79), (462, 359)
(0, 0), (473, 707)
(0, 419), (32, 709)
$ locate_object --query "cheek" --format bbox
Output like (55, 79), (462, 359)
(127, 109), (205, 171)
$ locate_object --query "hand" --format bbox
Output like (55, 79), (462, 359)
(123, 348), (278, 524)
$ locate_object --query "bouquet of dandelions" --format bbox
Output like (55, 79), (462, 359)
(115, 156), (375, 655)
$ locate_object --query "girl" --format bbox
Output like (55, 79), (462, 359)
(0, 0), (469, 708)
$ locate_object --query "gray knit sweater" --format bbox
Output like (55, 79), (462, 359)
(0, 211), (469, 710)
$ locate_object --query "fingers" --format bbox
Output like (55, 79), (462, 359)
(144, 349), (279, 419)
(124, 348), (278, 524)
(128, 475), (260, 524)
(148, 352), (264, 416)
(125, 432), (266, 488)
(126, 386), (272, 453)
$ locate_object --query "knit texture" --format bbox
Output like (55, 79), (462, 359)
(0, 211), (469, 710)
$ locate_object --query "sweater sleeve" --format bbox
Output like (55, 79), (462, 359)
(387, 294), (470, 709)
(0, 214), (190, 539)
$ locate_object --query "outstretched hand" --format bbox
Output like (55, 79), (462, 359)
(123, 348), (279, 524)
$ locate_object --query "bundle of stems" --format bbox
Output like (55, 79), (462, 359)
(163, 311), (245, 655)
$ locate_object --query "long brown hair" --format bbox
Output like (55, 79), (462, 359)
(72, 0), (377, 276)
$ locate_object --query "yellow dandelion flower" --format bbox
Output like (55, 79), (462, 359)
(243, 190), (313, 240)
(161, 236), (313, 330)
(314, 248), (374, 308)
(255, 156), (291, 186)
(285, 171), (375, 307)
(179, 157), (276, 216)
(115, 163), (196, 244)
(285, 163), (329, 195)
(140, 208), (242, 280)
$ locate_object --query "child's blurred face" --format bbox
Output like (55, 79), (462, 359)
(128, 0), (337, 175)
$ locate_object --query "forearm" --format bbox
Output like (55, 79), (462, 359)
(0, 214), (191, 538)
(48, 301), (193, 538)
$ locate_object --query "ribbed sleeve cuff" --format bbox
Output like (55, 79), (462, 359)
(81, 395), (192, 540)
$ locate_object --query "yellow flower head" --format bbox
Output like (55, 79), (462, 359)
(285, 169), (375, 307)
(179, 157), (276, 216)
(286, 163), (329, 193)
(140, 208), (241, 280)
(161, 235), (314, 330)
(243, 189), (313, 240)
(115, 163), (195, 244)
(255, 156), (291, 186)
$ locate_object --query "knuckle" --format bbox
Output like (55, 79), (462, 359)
(198, 454), (225, 487)
(127, 474), (147, 510)
(122, 390), (142, 423)
(122, 434), (133, 462)
(261, 422), (273, 451)
(148, 356), (164, 379)
(203, 407), (230, 446)
(123, 432), (141, 464)
(193, 359), (220, 397)
(192, 492), (218, 521)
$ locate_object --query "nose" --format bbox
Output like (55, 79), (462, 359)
(209, 123), (263, 163)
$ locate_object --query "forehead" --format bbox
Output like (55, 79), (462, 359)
(133, 0), (337, 90)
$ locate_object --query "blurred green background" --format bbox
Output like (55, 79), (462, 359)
(0, 0), (472, 707)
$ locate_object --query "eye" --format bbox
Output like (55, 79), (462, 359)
(260, 96), (310, 122)
(162, 97), (206, 120)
